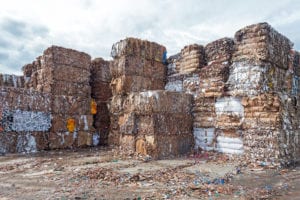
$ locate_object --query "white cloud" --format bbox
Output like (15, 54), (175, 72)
(0, 0), (300, 75)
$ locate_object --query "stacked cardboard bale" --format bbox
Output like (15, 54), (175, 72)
(0, 74), (25, 88)
(225, 23), (298, 165)
(0, 87), (51, 154)
(90, 58), (112, 146)
(110, 37), (167, 95)
(108, 38), (167, 145)
(108, 38), (194, 158)
(165, 44), (205, 96)
(194, 38), (241, 153)
(198, 38), (234, 97)
(110, 91), (193, 158)
(23, 46), (94, 149)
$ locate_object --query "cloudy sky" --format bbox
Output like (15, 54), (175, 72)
(0, 0), (300, 75)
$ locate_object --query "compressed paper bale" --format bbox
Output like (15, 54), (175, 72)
(110, 56), (166, 79)
(51, 114), (94, 132)
(51, 95), (91, 115)
(91, 58), (111, 82)
(77, 131), (93, 147)
(110, 75), (165, 95)
(226, 62), (288, 96)
(179, 44), (206, 74)
(193, 128), (216, 151)
(205, 37), (234, 63)
(50, 65), (91, 84)
(135, 114), (193, 135)
(48, 132), (77, 149)
(111, 37), (167, 63)
(42, 46), (91, 70)
(123, 91), (192, 115)
(0, 87), (51, 112)
(153, 133), (194, 159)
(166, 53), (181, 76)
(233, 22), (293, 69)
(49, 80), (91, 96)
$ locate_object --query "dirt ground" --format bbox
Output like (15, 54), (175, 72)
(0, 147), (299, 200)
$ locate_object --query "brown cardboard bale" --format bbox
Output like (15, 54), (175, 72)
(136, 133), (194, 159)
(110, 56), (166, 79)
(111, 37), (167, 63)
(51, 114), (94, 133)
(233, 22), (293, 69)
(49, 80), (91, 96)
(109, 95), (126, 114)
(49, 132), (77, 149)
(110, 75), (165, 95)
(49, 65), (90, 84)
(51, 95), (91, 115)
(42, 46), (91, 70)
(91, 58), (111, 82)
(77, 131), (93, 147)
(205, 37), (234, 63)
(179, 44), (206, 74)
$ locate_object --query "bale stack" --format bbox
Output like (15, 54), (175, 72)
(23, 46), (94, 149)
(108, 38), (167, 146)
(110, 37), (166, 95)
(90, 58), (112, 146)
(165, 44), (205, 96)
(110, 91), (194, 159)
(224, 23), (298, 165)
(194, 38), (237, 152)
(198, 38), (234, 97)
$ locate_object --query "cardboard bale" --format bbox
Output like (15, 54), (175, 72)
(165, 73), (200, 96)
(111, 37), (167, 63)
(110, 75), (165, 95)
(123, 91), (192, 115)
(167, 53), (181, 76)
(179, 44), (206, 74)
(42, 46), (91, 70)
(47, 80), (91, 96)
(91, 58), (111, 82)
(205, 37), (234, 63)
(136, 133), (194, 159)
(226, 62), (289, 96)
(110, 56), (166, 79)
(0, 87), (51, 112)
(233, 22), (293, 69)
(51, 95), (91, 115)
(51, 114), (94, 133)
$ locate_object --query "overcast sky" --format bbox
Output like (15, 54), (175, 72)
(0, 0), (300, 75)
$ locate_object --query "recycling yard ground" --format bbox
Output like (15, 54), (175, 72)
(0, 148), (300, 200)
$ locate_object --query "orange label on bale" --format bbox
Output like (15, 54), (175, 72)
(67, 118), (76, 133)
(91, 99), (97, 115)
